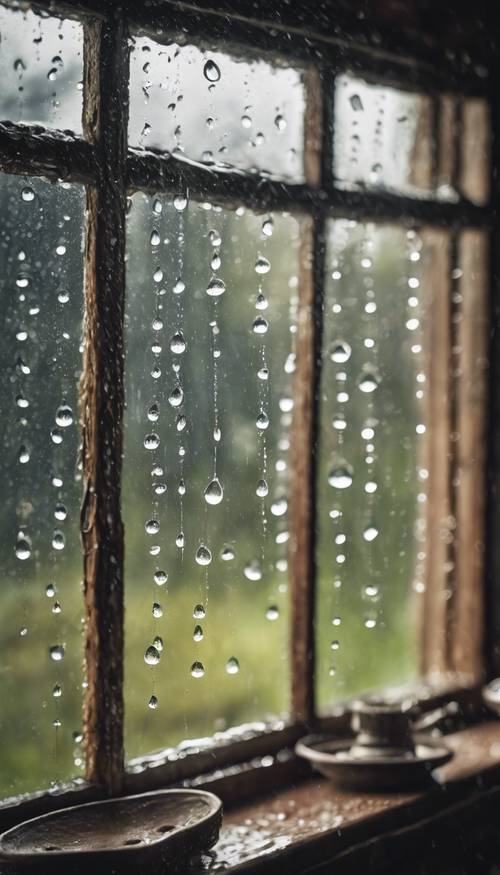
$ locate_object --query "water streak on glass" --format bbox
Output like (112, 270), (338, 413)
(0, 173), (84, 796)
(124, 195), (301, 758)
(0, 4), (83, 133)
(129, 37), (306, 181)
(316, 220), (449, 708)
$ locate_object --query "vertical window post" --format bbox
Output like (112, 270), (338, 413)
(81, 13), (129, 795)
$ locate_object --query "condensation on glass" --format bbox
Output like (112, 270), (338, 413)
(128, 36), (306, 181)
(0, 4), (83, 133)
(123, 193), (301, 759)
(315, 219), (451, 710)
(0, 173), (85, 796)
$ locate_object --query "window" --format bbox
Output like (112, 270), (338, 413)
(0, 0), (492, 817)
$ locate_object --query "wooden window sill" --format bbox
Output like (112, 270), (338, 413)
(191, 721), (500, 873)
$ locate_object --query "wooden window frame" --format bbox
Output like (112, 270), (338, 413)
(0, 0), (495, 829)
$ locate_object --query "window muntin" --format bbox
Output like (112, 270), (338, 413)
(124, 194), (301, 758)
(0, 4), (83, 134)
(128, 36), (306, 181)
(0, 172), (85, 797)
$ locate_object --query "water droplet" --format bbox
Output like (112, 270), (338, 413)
(328, 462), (353, 489)
(193, 625), (204, 642)
(349, 93), (364, 111)
(52, 601), (62, 615)
(15, 536), (31, 560)
(358, 367), (380, 393)
(168, 385), (184, 407)
(147, 403), (159, 423)
(271, 498), (288, 517)
(332, 413), (346, 431)
(21, 186), (35, 202)
(173, 194), (188, 211)
(173, 279), (185, 295)
(330, 340), (351, 364)
(257, 367), (269, 381)
(152, 602), (163, 618)
(226, 656), (240, 674)
(18, 445), (30, 464)
(195, 544), (212, 566)
(256, 479), (268, 498)
(144, 433), (160, 450)
(150, 230), (160, 247)
(193, 604), (206, 619)
(154, 569), (168, 586)
(144, 645), (161, 666)
(170, 331), (186, 354)
(176, 532), (185, 549)
(364, 584), (379, 598)
(53, 684), (62, 698)
(50, 645), (65, 662)
(255, 256), (271, 275)
(148, 695), (158, 710)
(204, 477), (223, 506)
(244, 560), (262, 581)
(206, 276), (226, 297)
(50, 428), (63, 445)
(262, 218), (274, 237)
(145, 519), (160, 535)
(221, 545), (235, 561)
(363, 526), (379, 542)
(203, 59), (221, 82)
(151, 364), (161, 379)
(275, 114), (286, 131)
(266, 605), (279, 621)
(176, 414), (187, 432)
(241, 114), (252, 128)
(252, 316), (268, 335)
(364, 616), (377, 630)
(46, 583), (56, 598)
(255, 293), (268, 311)
(185, 658), (208, 688)
(152, 317), (163, 331)
(15, 393), (29, 409)
(52, 530), (65, 551)
(279, 396), (293, 413)
(54, 503), (67, 521)
(256, 410), (269, 430)
(153, 635), (164, 653)
(213, 426), (221, 442)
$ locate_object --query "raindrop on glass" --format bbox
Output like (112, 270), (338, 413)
(204, 477), (223, 506)
(195, 543), (212, 566)
(144, 645), (161, 666)
(226, 657), (240, 675)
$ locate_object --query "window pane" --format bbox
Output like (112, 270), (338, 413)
(0, 4), (83, 134)
(129, 37), (306, 182)
(0, 173), (85, 796)
(315, 220), (449, 709)
(124, 194), (301, 759)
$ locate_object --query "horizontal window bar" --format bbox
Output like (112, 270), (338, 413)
(0, 121), (490, 228)
(0, 121), (98, 183)
(127, 152), (491, 227)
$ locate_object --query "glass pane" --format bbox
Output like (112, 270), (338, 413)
(334, 74), (442, 199)
(124, 194), (301, 760)
(315, 219), (449, 710)
(0, 4), (83, 133)
(0, 173), (85, 796)
(129, 37), (306, 181)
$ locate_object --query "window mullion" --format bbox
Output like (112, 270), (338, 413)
(81, 13), (129, 796)
(289, 66), (325, 725)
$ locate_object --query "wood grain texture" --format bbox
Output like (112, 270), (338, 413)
(80, 15), (129, 795)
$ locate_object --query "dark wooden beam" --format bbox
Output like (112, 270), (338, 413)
(80, 12), (129, 796)
(0, 121), (97, 183)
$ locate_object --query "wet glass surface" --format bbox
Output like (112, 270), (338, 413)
(123, 193), (302, 758)
(0, 4), (83, 133)
(0, 172), (85, 796)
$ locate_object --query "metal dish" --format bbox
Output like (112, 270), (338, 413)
(0, 788), (222, 871)
(296, 734), (453, 792)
